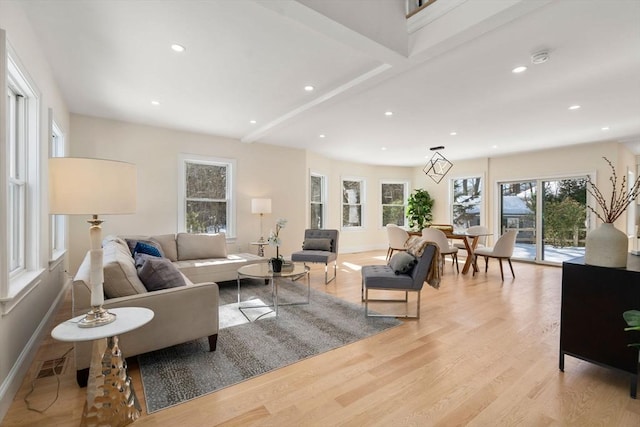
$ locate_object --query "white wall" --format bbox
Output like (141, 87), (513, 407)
(0, 2), (70, 421)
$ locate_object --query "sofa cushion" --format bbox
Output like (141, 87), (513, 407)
(135, 254), (186, 291)
(302, 238), (332, 251)
(177, 232), (227, 260)
(124, 237), (165, 258)
(151, 234), (178, 262)
(388, 252), (417, 275)
(102, 238), (147, 298)
(133, 241), (162, 257)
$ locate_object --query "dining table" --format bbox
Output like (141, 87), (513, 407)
(411, 228), (492, 275)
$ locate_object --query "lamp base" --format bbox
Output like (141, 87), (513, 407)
(78, 306), (117, 328)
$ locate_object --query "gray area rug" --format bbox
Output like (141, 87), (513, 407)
(138, 278), (401, 413)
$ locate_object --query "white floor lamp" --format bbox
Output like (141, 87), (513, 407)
(49, 157), (137, 328)
(251, 198), (272, 242)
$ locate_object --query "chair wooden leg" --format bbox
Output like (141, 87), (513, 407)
(454, 253), (459, 273)
(498, 258), (504, 281)
(507, 258), (515, 278)
(484, 257), (489, 272)
(386, 247), (392, 260)
(473, 254), (478, 276)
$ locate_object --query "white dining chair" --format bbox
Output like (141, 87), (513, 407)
(421, 227), (459, 273)
(386, 224), (410, 261)
(473, 230), (518, 280)
(454, 225), (489, 254)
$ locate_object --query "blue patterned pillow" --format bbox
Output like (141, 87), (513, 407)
(134, 241), (162, 258)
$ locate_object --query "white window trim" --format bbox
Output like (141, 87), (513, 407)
(2, 46), (42, 301)
(177, 153), (237, 239)
(310, 171), (327, 229)
(341, 176), (366, 230)
(380, 179), (409, 228)
(49, 113), (67, 264)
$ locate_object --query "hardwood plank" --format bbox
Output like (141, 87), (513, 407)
(4, 251), (640, 426)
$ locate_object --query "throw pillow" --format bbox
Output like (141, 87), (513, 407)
(133, 241), (163, 258)
(125, 237), (165, 258)
(302, 238), (332, 251)
(388, 252), (417, 275)
(135, 254), (186, 292)
(176, 232), (227, 260)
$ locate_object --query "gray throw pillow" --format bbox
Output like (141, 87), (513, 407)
(388, 252), (417, 275)
(135, 253), (186, 292)
(303, 238), (332, 251)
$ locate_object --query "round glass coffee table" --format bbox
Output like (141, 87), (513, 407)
(237, 262), (310, 320)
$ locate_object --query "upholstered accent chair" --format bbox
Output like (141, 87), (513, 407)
(291, 229), (339, 284)
(361, 241), (438, 318)
(422, 227), (459, 273)
(473, 229), (518, 280)
(385, 224), (410, 261)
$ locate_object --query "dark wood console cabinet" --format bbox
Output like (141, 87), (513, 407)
(560, 255), (640, 398)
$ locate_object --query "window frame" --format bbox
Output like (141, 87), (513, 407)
(49, 114), (66, 262)
(380, 180), (409, 228)
(309, 172), (327, 229)
(450, 175), (484, 232)
(341, 177), (365, 230)
(177, 153), (236, 238)
(2, 48), (42, 301)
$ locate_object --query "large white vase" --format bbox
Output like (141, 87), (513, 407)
(584, 223), (628, 268)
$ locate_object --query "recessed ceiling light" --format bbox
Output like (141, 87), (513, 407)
(381, 147), (387, 151)
(151, 100), (160, 106)
(319, 134), (326, 138)
(171, 44), (185, 52)
(384, 111), (393, 116)
(601, 126), (610, 131)
(492, 145), (498, 149)
(450, 131), (457, 136)
(304, 85), (315, 92)
(568, 105), (581, 110)
(512, 66), (527, 73)
(249, 120), (257, 124)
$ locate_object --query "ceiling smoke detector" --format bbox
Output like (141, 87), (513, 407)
(531, 50), (549, 65)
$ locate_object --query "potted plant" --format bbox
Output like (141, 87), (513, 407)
(407, 188), (434, 230)
(623, 310), (640, 349)
(267, 218), (287, 272)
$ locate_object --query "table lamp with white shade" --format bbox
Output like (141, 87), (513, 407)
(251, 198), (271, 242)
(49, 157), (136, 328)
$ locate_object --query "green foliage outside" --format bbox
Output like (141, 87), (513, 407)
(407, 189), (434, 230)
(543, 197), (586, 247)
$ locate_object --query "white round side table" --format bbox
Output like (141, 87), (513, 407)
(52, 307), (154, 427)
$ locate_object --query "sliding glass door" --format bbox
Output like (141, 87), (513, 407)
(499, 177), (587, 264)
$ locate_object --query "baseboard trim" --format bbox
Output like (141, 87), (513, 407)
(0, 278), (71, 422)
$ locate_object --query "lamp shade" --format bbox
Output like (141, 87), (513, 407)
(251, 198), (272, 215)
(49, 157), (137, 215)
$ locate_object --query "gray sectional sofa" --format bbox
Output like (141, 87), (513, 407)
(72, 233), (265, 386)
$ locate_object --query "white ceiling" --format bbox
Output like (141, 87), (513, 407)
(16, 0), (640, 166)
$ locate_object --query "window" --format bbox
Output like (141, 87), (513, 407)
(50, 118), (65, 260)
(310, 173), (326, 229)
(178, 154), (236, 237)
(342, 178), (364, 228)
(381, 181), (408, 227)
(4, 51), (41, 298)
(451, 177), (482, 232)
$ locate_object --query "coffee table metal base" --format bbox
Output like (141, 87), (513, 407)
(237, 263), (310, 321)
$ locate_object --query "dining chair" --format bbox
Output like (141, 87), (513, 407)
(386, 224), (410, 261)
(421, 227), (459, 273)
(472, 230), (518, 280)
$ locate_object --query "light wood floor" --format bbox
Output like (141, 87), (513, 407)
(4, 251), (640, 426)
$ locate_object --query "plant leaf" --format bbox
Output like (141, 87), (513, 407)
(623, 310), (640, 327)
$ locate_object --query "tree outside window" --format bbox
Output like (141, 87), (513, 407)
(310, 174), (326, 229)
(381, 182), (407, 226)
(185, 161), (229, 234)
(342, 179), (364, 228)
(452, 177), (482, 231)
